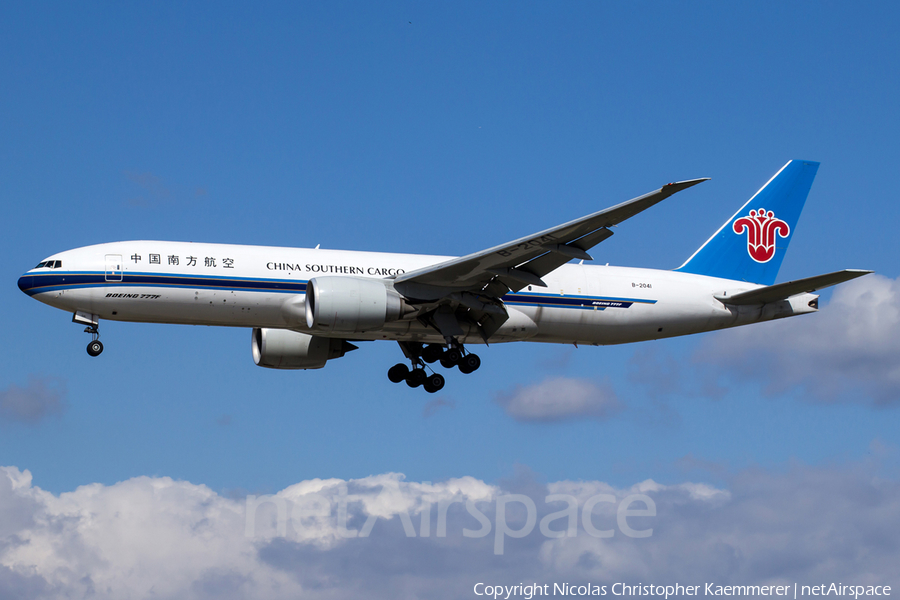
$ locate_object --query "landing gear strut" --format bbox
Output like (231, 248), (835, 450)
(85, 325), (103, 357)
(386, 340), (480, 392)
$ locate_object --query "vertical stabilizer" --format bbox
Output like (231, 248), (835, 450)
(675, 160), (819, 285)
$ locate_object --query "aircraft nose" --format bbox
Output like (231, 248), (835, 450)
(17, 274), (34, 295)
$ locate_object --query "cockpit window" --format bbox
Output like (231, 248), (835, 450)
(33, 260), (62, 269)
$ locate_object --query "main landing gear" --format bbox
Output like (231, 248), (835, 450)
(85, 325), (103, 357)
(387, 342), (481, 393)
(388, 362), (445, 394)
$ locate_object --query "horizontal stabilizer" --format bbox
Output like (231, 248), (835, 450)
(715, 269), (873, 305)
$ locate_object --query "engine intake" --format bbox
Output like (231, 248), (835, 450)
(251, 327), (356, 370)
(305, 276), (405, 334)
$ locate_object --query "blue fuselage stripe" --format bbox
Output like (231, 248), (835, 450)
(19, 271), (308, 296)
(18, 271), (656, 310)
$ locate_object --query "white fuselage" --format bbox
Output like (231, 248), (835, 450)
(18, 241), (818, 346)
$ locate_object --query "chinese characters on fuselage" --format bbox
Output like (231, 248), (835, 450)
(130, 253), (235, 268)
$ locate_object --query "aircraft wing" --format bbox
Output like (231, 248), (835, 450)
(714, 269), (873, 306)
(394, 177), (709, 301)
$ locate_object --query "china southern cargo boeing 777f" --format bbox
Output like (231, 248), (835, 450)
(18, 160), (870, 393)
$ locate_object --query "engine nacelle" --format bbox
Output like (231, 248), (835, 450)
(305, 276), (405, 334)
(251, 327), (354, 370)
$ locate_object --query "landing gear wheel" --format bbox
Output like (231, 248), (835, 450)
(458, 353), (481, 374)
(422, 344), (444, 364)
(440, 348), (462, 368)
(423, 373), (445, 394)
(406, 368), (427, 388)
(388, 363), (409, 383)
(87, 340), (104, 357)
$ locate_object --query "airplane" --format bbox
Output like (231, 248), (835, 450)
(17, 160), (870, 393)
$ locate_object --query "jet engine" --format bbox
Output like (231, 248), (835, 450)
(305, 276), (407, 334)
(251, 327), (356, 370)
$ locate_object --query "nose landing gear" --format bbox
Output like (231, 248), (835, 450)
(73, 312), (103, 357)
(85, 325), (103, 357)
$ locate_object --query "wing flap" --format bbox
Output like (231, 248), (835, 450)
(715, 269), (872, 305)
(544, 243), (594, 261)
(488, 267), (548, 288)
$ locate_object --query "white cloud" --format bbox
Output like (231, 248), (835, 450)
(1, 462), (897, 599)
(697, 274), (900, 404)
(0, 469), (295, 599)
(0, 468), (500, 599)
(495, 377), (622, 422)
(0, 376), (66, 425)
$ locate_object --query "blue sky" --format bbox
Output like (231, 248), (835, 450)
(1, 3), (899, 597)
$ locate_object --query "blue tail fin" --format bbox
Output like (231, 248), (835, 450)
(675, 160), (819, 285)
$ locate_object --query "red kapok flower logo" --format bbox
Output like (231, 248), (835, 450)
(733, 208), (790, 263)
